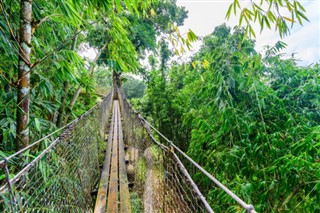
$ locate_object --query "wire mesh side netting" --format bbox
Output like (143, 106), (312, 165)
(118, 91), (213, 213)
(0, 93), (113, 213)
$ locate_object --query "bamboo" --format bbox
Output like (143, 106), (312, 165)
(16, 0), (32, 151)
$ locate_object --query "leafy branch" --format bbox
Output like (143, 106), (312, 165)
(226, 0), (309, 38)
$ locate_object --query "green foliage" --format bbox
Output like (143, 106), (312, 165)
(87, 13), (140, 73)
(130, 192), (143, 213)
(93, 67), (112, 95)
(227, 0), (309, 38)
(136, 157), (147, 182)
(184, 27), (319, 211)
(0, 0), (156, 149)
(122, 76), (146, 99)
(1, 0), (317, 211)
(140, 24), (320, 211)
(152, 0), (188, 32)
(127, 16), (157, 56)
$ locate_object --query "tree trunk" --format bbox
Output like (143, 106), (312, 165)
(16, 0), (32, 151)
(112, 70), (119, 100)
(56, 81), (69, 127)
(63, 86), (81, 125)
(63, 43), (108, 125)
(4, 72), (12, 93)
(56, 33), (78, 127)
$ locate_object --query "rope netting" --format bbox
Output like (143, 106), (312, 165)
(118, 91), (214, 212)
(0, 88), (256, 213)
(0, 93), (113, 212)
(118, 90), (256, 213)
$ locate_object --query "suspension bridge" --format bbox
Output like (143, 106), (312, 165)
(0, 88), (256, 212)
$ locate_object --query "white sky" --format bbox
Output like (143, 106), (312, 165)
(176, 0), (320, 66)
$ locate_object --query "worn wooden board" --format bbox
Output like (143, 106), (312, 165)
(117, 105), (132, 213)
(94, 102), (116, 213)
(94, 101), (132, 213)
(107, 101), (119, 212)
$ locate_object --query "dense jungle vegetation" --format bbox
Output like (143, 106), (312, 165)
(133, 25), (320, 212)
(0, 0), (319, 212)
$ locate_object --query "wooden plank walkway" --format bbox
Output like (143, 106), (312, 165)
(94, 101), (131, 213)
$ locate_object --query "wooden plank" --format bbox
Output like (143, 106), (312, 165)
(94, 102), (116, 213)
(117, 104), (132, 213)
(107, 101), (119, 213)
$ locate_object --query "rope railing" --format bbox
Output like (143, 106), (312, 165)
(142, 118), (256, 213)
(0, 92), (113, 212)
(118, 90), (215, 213)
(0, 99), (104, 168)
(0, 87), (256, 212)
(118, 90), (257, 213)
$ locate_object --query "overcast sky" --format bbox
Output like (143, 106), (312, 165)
(176, 0), (320, 66)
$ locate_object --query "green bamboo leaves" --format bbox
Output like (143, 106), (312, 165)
(139, 24), (320, 212)
(226, 0), (309, 38)
(0, 0), (157, 150)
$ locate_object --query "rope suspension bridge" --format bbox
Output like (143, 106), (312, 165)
(0, 88), (256, 213)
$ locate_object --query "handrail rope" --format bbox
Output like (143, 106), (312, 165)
(139, 116), (256, 213)
(137, 114), (169, 151)
(120, 93), (230, 213)
(125, 105), (214, 212)
(0, 92), (112, 194)
(171, 151), (215, 213)
(0, 138), (59, 193)
(2, 161), (15, 210)
(119, 90), (256, 212)
(0, 122), (76, 166)
(120, 95), (214, 212)
(0, 96), (109, 166)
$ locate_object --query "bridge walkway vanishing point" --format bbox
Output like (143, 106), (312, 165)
(94, 101), (131, 213)
(0, 89), (257, 213)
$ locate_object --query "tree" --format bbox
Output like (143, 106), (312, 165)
(0, 0), (155, 151)
(1, 0), (85, 150)
(126, 0), (188, 57)
(122, 76), (146, 99)
(16, 0), (32, 150)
